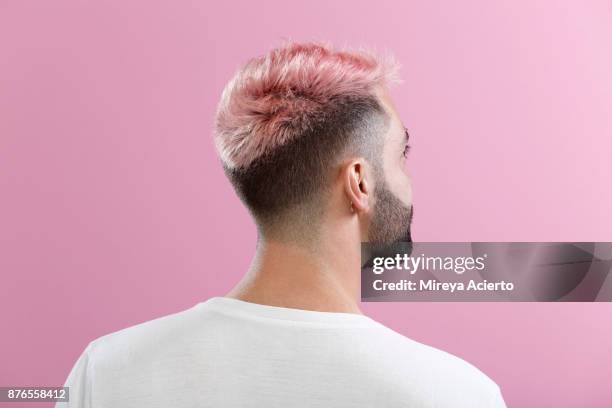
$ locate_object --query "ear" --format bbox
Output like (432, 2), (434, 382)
(343, 159), (372, 214)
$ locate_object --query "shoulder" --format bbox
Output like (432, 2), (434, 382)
(86, 304), (204, 369)
(365, 322), (503, 405)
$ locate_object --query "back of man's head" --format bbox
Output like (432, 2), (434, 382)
(214, 41), (400, 240)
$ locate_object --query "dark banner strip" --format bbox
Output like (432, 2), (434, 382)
(361, 242), (612, 302)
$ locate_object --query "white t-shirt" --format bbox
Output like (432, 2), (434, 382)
(57, 297), (506, 407)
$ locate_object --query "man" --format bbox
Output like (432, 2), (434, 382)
(59, 41), (506, 407)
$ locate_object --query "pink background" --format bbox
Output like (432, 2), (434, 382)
(1, 1), (612, 407)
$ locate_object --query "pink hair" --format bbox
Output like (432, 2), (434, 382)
(214, 41), (401, 169)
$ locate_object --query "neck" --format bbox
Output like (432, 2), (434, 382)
(226, 234), (362, 314)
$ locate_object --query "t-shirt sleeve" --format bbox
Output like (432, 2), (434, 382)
(56, 343), (93, 408)
(490, 386), (508, 408)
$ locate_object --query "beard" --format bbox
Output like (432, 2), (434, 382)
(367, 182), (413, 245)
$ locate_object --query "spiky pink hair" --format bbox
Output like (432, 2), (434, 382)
(214, 41), (401, 169)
